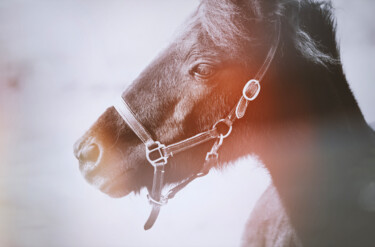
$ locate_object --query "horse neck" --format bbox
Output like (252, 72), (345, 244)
(252, 52), (375, 245)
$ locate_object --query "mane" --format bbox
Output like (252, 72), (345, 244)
(196, 0), (338, 66)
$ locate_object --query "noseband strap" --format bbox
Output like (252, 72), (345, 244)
(114, 99), (154, 146)
(114, 19), (281, 230)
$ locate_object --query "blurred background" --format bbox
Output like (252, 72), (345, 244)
(0, 0), (374, 246)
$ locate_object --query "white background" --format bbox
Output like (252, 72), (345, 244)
(0, 1), (374, 246)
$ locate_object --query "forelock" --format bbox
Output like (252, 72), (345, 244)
(197, 0), (258, 54)
(195, 0), (337, 66)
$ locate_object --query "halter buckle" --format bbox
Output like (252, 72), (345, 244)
(213, 119), (232, 139)
(146, 141), (167, 166)
(242, 79), (261, 101)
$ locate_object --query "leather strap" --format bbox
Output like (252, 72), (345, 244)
(113, 18), (281, 230)
(144, 206), (161, 230)
(162, 128), (219, 157)
(144, 165), (165, 230)
(235, 19), (281, 119)
(114, 98), (155, 147)
(115, 97), (221, 158)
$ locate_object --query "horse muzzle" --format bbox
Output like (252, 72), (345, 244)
(74, 133), (135, 198)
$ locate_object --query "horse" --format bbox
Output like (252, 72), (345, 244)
(74, 0), (375, 246)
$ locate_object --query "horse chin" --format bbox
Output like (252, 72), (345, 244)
(98, 170), (136, 198)
(99, 177), (133, 198)
(79, 159), (137, 198)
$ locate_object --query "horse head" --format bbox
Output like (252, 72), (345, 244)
(73, 0), (350, 217)
(74, 0), (375, 244)
(75, 0), (275, 196)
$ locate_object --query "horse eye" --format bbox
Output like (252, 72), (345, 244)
(190, 63), (216, 79)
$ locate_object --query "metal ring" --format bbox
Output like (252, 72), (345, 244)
(242, 79), (260, 101)
(147, 194), (168, 206)
(213, 119), (232, 139)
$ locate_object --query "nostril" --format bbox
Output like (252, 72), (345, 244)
(77, 143), (101, 163)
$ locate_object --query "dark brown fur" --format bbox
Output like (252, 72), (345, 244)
(74, 1), (375, 245)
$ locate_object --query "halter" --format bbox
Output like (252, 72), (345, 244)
(114, 19), (281, 230)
